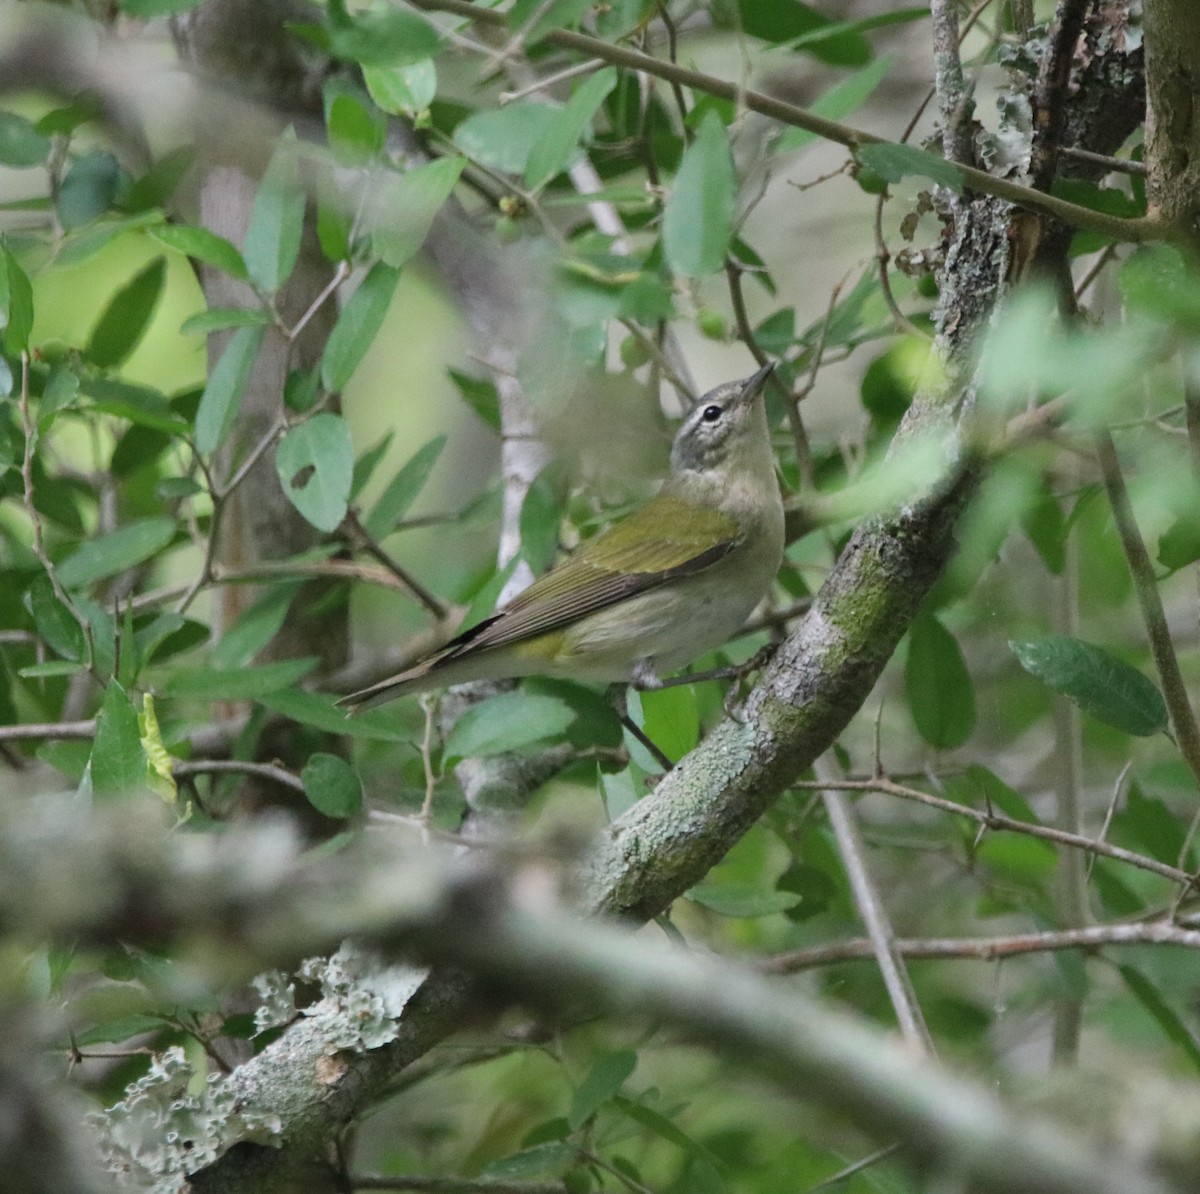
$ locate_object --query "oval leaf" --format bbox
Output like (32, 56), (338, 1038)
(0, 110), (51, 167)
(148, 223), (248, 280)
(56, 517), (176, 589)
(321, 261), (400, 391)
(89, 680), (149, 799)
(370, 157), (465, 269)
(363, 435), (446, 539)
(906, 613), (975, 749)
(301, 752), (363, 818)
(524, 67), (618, 189)
(444, 692), (576, 759)
(452, 103), (561, 174)
(244, 140), (304, 293)
(162, 657), (318, 700)
(86, 257), (167, 368)
(195, 325), (266, 455)
(569, 1050), (637, 1129)
(855, 142), (964, 193)
(1010, 634), (1168, 737)
(662, 110), (736, 278)
(275, 413), (355, 532)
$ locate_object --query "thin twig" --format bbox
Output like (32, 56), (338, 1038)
(929, 0), (974, 165)
(1095, 432), (1200, 800)
(173, 759), (306, 794)
(342, 511), (449, 620)
(724, 256), (812, 484)
(499, 57), (604, 103)
(0, 719), (97, 742)
(1059, 146), (1147, 177)
(1087, 761), (1131, 882)
(818, 759), (936, 1058)
(406, 0), (1168, 244)
(288, 258), (350, 343)
(419, 696), (439, 821)
(1029, 0), (1090, 192)
(764, 920), (1200, 974)
(804, 1145), (901, 1193)
(794, 776), (1196, 890)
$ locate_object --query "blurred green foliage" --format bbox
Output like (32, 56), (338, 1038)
(1, 0), (1197, 1191)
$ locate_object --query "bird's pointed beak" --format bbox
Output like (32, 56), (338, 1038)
(737, 360), (775, 406)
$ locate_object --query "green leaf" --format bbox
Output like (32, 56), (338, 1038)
(363, 61), (437, 118)
(612, 1096), (716, 1161)
(448, 369), (500, 430)
(89, 681), (149, 799)
(301, 752), (363, 818)
(525, 67), (618, 188)
(276, 413), (355, 532)
(210, 582), (299, 669)
(1120, 244), (1200, 330)
(134, 613), (208, 667)
(1118, 965), (1200, 1074)
(452, 103), (561, 175)
(244, 140), (305, 292)
(569, 1050), (637, 1129)
(509, 0), (594, 41)
(855, 142), (964, 193)
(162, 657), (318, 700)
(180, 307), (272, 336)
(363, 435), (446, 539)
(975, 831), (1057, 887)
(599, 766), (639, 820)
(25, 574), (85, 661)
(80, 377), (189, 434)
(1113, 782), (1188, 867)
(58, 150), (122, 229)
(321, 261), (400, 391)
(1010, 635), (1168, 737)
(482, 1143), (576, 1182)
(194, 325), (266, 455)
(56, 518), (176, 589)
(961, 764), (1041, 824)
(350, 430), (394, 501)
(120, 0), (202, 14)
(1, 246), (34, 354)
(260, 688), (412, 741)
(370, 157), (465, 269)
(662, 110), (736, 277)
(905, 613), (975, 749)
(687, 884), (800, 918)
(85, 257), (167, 368)
(328, 8), (441, 67)
(39, 364), (81, 430)
(519, 467), (563, 576)
(0, 110), (51, 166)
(443, 692), (576, 759)
(637, 686), (699, 764)
(124, 145), (195, 213)
(147, 223), (248, 280)
(778, 57), (891, 152)
(324, 77), (387, 166)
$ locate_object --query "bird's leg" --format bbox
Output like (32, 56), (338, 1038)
(607, 682), (673, 774)
(632, 645), (779, 720)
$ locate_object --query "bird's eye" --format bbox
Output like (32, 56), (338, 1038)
(701, 404), (722, 423)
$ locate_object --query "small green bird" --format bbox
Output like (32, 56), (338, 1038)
(338, 363), (784, 713)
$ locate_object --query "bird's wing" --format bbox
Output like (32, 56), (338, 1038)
(449, 493), (741, 655)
